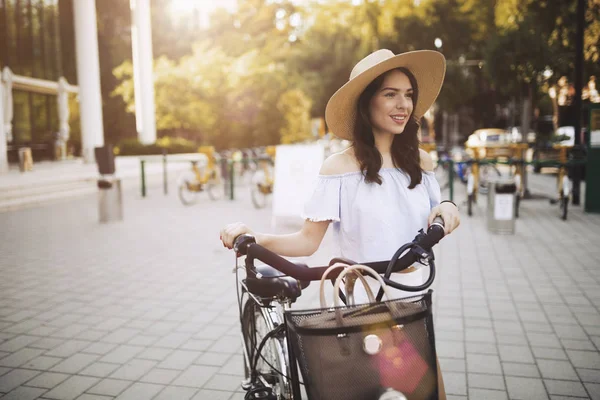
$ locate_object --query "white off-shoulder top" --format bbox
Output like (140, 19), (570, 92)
(302, 168), (441, 301)
(303, 168), (441, 263)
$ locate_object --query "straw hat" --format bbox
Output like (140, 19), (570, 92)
(325, 49), (446, 140)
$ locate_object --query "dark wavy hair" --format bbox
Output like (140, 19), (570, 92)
(353, 67), (422, 188)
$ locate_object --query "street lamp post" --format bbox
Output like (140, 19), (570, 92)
(434, 39), (448, 151)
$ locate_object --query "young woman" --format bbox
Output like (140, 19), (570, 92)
(221, 49), (460, 398)
(221, 49), (459, 265)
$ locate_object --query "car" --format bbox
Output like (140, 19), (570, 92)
(465, 128), (512, 148)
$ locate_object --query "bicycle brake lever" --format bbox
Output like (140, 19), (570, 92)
(411, 245), (433, 262)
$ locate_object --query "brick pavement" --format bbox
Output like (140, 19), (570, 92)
(0, 173), (599, 400)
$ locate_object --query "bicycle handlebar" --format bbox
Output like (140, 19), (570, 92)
(234, 217), (446, 285)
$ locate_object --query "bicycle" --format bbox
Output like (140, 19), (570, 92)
(231, 217), (446, 399)
(546, 145), (573, 221)
(177, 147), (223, 205)
(250, 147), (276, 209)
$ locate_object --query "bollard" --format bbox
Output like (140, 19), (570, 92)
(162, 151), (168, 195)
(141, 159), (146, 198)
(229, 160), (235, 200)
(448, 159), (454, 202)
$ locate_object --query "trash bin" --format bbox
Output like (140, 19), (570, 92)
(98, 177), (123, 223)
(95, 146), (115, 175)
(18, 147), (33, 172)
(487, 177), (517, 234)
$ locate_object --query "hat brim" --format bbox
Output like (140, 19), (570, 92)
(325, 50), (446, 141)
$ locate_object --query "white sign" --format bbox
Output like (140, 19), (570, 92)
(494, 194), (514, 221)
(272, 143), (325, 222)
(591, 130), (600, 148)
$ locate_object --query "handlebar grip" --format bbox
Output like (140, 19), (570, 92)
(423, 216), (445, 247)
(233, 234), (256, 255)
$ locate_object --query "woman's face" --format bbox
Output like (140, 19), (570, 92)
(368, 70), (414, 136)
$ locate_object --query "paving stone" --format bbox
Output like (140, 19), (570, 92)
(498, 344), (535, 363)
(171, 365), (219, 388)
(0, 369), (40, 393)
(113, 382), (163, 400)
(23, 372), (70, 389)
(566, 349), (600, 369)
(583, 382), (600, 400)
(505, 376), (549, 400)
(544, 379), (588, 397)
(467, 354), (502, 374)
(467, 388), (508, 400)
(22, 356), (64, 371)
(466, 342), (498, 355)
(190, 389), (233, 400)
(78, 362), (120, 378)
(136, 348), (172, 361)
(502, 362), (541, 378)
(98, 346), (144, 364)
(42, 375), (99, 400)
(139, 368), (180, 385)
(157, 350), (201, 370)
(0, 336), (39, 352)
(443, 372), (467, 396)
(86, 378), (132, 397)
(561, 339), (597, 351)
(436, 341), (465, 359)
(75, 394), (115, 400)
(109, 359), (156, 381)
(532, 347), (569, 360)
(0, 386), (47, 400)
(153, 386), (198, 400)
(0, 348), (45, 367)
(468, 373), (505, 390)
(194, 352), (232, 367)
(50, 354), (99, 374)
(203, 374), (241, 392)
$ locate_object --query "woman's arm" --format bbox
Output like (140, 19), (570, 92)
(220, 152), (351, 257)
(420, 149), (460, 234)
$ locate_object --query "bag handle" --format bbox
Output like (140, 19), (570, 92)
(333, 264), (394, 308)
(319, 262), (375, 308)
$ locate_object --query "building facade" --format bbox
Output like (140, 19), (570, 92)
(0, 0), (79, 165)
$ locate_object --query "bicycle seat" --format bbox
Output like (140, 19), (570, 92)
(244, 263), (310, 302)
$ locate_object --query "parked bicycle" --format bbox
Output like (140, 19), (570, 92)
(231, 217), (446, 400)
(177, 146), (223, 205)
(434, 148), (501, 195)
(250, 147), (276, 209)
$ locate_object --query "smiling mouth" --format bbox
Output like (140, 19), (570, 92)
(390, 115), (407, 123)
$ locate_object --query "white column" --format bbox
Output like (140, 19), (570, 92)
(56, 77), (70, 160)
(0, 80), (8, 174)
(73, 0), (104, 163)
(130, 0), (156, 145)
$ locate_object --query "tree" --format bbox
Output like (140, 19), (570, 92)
(277, 89), (313, 144)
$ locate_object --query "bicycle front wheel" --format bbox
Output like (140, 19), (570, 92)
(241, 299), (291, 399)
(177, 171), (199, 206)
(206, 169), (224, 201)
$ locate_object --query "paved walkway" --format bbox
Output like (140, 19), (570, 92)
(0, 172), (599, 400)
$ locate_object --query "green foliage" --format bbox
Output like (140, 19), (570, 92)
(105, 0), (600, 148)
(277, 89), (313, 144)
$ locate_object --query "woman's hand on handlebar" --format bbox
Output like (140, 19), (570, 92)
(220, 222), (254, 249)
(428, 202), (460, 235)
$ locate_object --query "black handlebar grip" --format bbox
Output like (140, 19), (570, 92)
(233, 234), (256, 255)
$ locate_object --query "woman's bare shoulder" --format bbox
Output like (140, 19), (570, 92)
(319, 147), (361, 175)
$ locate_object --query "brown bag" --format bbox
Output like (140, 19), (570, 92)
(285, 264), (439, 400)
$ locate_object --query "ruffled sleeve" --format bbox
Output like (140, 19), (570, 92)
(422, 171), (441, 210)
(301, 175), (341, 222)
